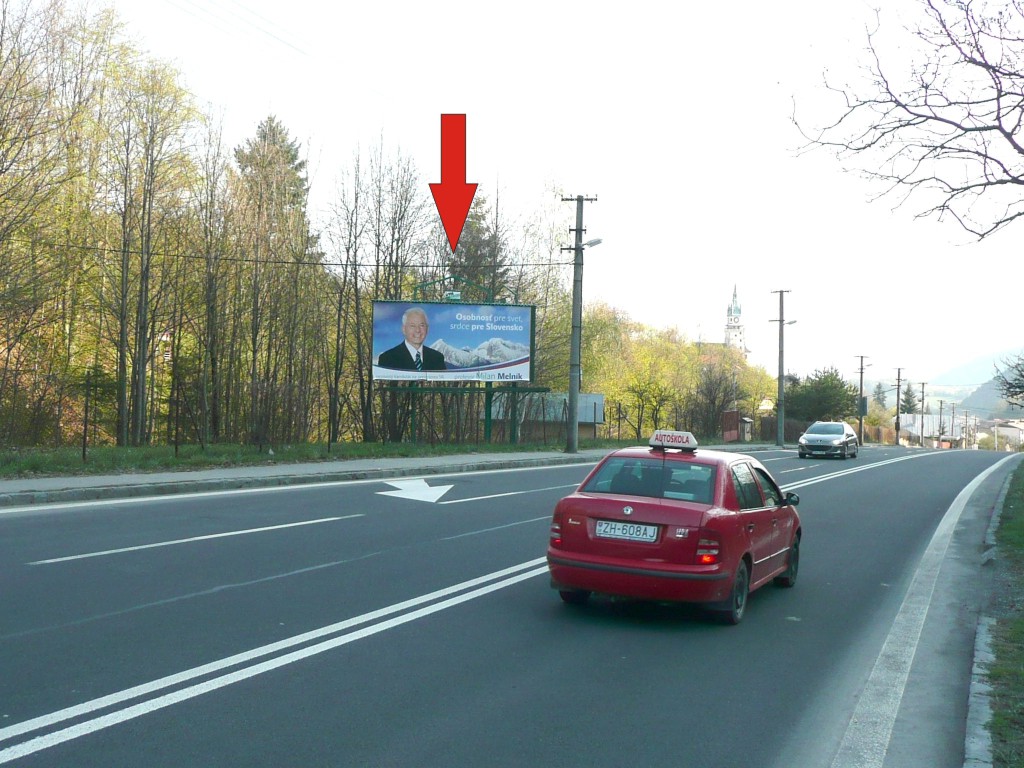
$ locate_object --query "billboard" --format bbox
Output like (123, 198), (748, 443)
(372, 300), (535, 383)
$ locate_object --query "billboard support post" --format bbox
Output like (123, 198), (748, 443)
(509, 383), (519, 444)
(410, 382), (418, 444)
(484, 383), (492, 443)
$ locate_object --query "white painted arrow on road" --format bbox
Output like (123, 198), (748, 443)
(377, 479), (454, 503)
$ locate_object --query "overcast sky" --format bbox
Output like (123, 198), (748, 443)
(105, 0), (1019, 390)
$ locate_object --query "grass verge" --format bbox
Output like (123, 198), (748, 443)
(0, 438), (639, 479)
(992, 462), (1024, 768)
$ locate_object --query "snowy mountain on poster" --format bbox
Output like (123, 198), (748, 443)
(433, 337), (529, 369)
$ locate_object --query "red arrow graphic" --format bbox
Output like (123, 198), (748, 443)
(429, 114), (478, 253)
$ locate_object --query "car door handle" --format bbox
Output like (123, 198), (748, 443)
(746, 524), (755, 533)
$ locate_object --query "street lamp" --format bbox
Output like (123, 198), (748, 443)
(566, 235), (602, 454)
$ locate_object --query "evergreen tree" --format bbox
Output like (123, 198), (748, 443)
(234, 115), (308, 207)
(900, 383), (918, 414)
(232, 115), (316, 445)
(872, 381), (887, 408)
(446, 194), (511, 303)
(786, 367), (858, 422)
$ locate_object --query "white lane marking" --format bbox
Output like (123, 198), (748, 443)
(28, 516), (363, 565)
(377, 479), (454, 503)
(19, 454), (940, 565)
(782, 453), (933, 491)
(0, 564), (549, 764)
(438, 483), (578, 505)
(828, 454), (1018, 768)
(442, 516), (551, 540)
(0, 557), (547, 757)
(0, 463), (599, 515)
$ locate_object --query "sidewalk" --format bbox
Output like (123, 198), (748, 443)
(0, 448), (614, 508)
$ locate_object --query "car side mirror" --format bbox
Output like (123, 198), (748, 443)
(784, 491), (800, 507)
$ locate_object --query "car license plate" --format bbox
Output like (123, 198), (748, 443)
(596, 520), (658, 542)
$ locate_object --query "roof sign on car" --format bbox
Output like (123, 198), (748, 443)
(649, 430), (698, 451)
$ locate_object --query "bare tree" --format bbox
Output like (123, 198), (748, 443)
(129, 63), (191, 446)
(0, 0), (86, 242)
(362, 143), (430, 443)
(997, 355), (1024, 407)
(691, 364), (734, 438)
(187, 111), (232, 443)
(799, 0), (1024, 239)
(324, 152), (365, 443)
(0, 0), (108, 444)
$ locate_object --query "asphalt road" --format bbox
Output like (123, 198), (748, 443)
(0, 446), (1016, 767)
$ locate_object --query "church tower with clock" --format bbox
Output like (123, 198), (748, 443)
(724, 285), (747, 356)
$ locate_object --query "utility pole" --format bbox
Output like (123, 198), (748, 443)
(919, 381), (927, 447)
(938, 400), (945, 446)
(561, 194), (597, 454)
(950, 402), (957, 445)
(856, 355), (869, 446)
(894, 368), (903, 445)
(770, 290), (792, 447)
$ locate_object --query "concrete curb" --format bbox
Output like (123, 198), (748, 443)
(962, 465), (1013, 768)
(964, 617), (995, 768)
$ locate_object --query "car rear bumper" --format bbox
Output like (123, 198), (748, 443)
(547, 552), (731, 603)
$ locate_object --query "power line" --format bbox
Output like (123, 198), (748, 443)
(3, 236), (573, 270)
(158, 0), (310, 59)
(216, 0), (310, 58)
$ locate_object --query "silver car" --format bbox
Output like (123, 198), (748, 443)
(797, 421), (859, 459)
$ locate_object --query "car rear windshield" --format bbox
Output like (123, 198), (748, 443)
(582, 457), (717, 504)
(807, 423), (843, 435)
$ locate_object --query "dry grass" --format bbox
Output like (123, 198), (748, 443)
(991, 463), (1024, 768)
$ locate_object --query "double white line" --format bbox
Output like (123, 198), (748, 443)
(781, 452), (932, 492)
(0, 558), (548, 763)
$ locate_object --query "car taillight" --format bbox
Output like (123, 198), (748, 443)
(696, 538), (720, 565)
(550, 521), (563, 547)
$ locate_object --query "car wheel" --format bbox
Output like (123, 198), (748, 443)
(718, 559), (749, 625)
(774, 536), (800, 588)
(851, 444), (858, 458)
(798, 452), (806, 459)
(841, 445), (848, 460)
(559, 589), (590, 605)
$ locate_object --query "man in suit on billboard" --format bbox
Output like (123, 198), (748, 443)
(377, 307), (447, 371)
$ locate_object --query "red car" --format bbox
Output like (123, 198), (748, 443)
(547, 431), (801, 624)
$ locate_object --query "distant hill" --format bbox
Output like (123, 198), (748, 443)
(960, 375), (1021, 419)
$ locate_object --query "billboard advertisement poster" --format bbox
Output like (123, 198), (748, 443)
(372, 301), (535, 383)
